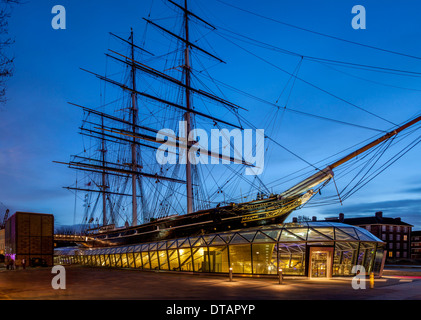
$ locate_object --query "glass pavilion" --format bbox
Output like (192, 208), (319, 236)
(54, 221), (385, 278)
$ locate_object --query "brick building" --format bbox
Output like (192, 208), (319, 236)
(411, 230), (421, 260)
(325, 211), (412, 262)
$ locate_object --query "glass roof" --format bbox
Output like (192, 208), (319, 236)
(54, 221), (383, 256)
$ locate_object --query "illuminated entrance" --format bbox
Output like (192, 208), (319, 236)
(309, 247), (333, 278)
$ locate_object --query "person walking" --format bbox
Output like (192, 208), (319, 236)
(22, 258), (26, 270)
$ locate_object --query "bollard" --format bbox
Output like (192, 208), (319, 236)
(369, 272), (374, 289)
(278, 268), (283, 285)
(229, 267), (233, 282)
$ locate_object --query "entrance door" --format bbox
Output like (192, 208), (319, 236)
(311, 252), (328, 277)
(309, 247), (333, 278)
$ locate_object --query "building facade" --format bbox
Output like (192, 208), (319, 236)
(0, 229), (4, 256)
(5, 212), (54, 267)
(325, 211), (412, 262)
(411, 231), (421, 260)
(55, 221), (386, 278)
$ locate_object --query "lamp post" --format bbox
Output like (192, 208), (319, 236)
(278, 268), (283, 285)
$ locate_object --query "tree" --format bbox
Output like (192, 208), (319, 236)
(0, 0), (20, 105)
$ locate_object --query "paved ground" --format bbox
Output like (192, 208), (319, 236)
(0, 265), (420, 300)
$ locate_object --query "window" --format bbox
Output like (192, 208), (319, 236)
(389, 226), (394, 232)
(388, 251), (393, 258)
(396, 251), (400, 258)
(397, 234), (401, 241)
(403, 252), (407, 258)
(403, 235), (408, 241)
(382, 234), (386, 240)
(382, 225), (386, 232)
(396, 243), (400, 250)
(389, 243), (393, 249)
(397, 226), (401, 233)
(389, 234), (394, 241)
(366, 225), (371, 232)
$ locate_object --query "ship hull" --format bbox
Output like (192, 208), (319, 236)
(84, 191), (313, 247)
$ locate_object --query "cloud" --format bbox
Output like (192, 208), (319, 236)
(317, 198), (421, 229)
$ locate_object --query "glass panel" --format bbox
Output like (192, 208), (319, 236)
(338, 228), (358, 240)
(149, 251), (159, 270)
(141, 244), (149, 252)
(168, 240), (178, 249)
(179, 248), (193, 271)
(253, 232), (273, 243)
(335, 228), (357, 241)
(189, 237), (200, 246)
(355, 229), (376, 241)
(109, 255), (116, 267)
(279, 230), (303, 242)
(261, 229), (281, 241)
(134, 252), (141, 268)
(192, 237), (206, 247)
(362, 243), (376, 273)
(121, 253), (128, 268)
(239, 231), (256, 242)
(179, 238), (191, 248)
(104, 255), (111, 267)
(192, 247), (207, 272)
(127, 253), (135, 268)
(309, 228), (334, 240)
(208, 246), (229, 273)
(203, 235), (215, 245)
(210, 235), (227, 245)
(229, 244), (252, 274)
(158, 250), (169, 270)
(219, 233), (233, 244)
(115, 254), (122, 267)
(150, 243), (158, 251)
(141, 252), (150, 269)
(278, 243), (306, 275)
(252, 243), (276, 274)
(167, 249), (179, 271)
(333, 242), (358, 276)
(157, 242), (166, 250)
(229, 234), (249, 244)
(177, 238), (187, 248)
(372, 245), (385, 276)
(287, 228), (308, 240)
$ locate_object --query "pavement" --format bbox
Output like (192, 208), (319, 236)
(0, 265), (420, 300)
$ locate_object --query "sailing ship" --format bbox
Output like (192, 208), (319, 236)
(55, 0), (421, 248)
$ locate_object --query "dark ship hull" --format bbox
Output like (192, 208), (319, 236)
(83, 191), (314, 247)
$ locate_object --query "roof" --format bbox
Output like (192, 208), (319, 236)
(326, 216), (413, 227)
(412, 230), (421, 236)
(55, 221), (384, 256)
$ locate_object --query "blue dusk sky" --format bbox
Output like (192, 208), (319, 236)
(1, 0), (421, 229)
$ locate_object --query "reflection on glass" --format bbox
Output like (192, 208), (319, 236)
(252, 244), (276, 274)
(230, 244), (252, 274)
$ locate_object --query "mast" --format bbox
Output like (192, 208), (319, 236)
(100, 115), (107, 225)
(184, 0), (193, 214)
(130, 28), (138, 226)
